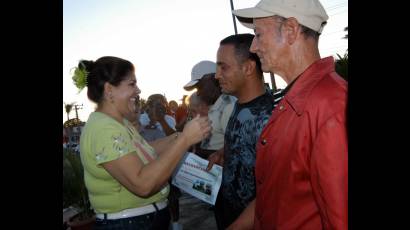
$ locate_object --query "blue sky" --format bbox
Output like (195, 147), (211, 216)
(63, 0), (348, 122)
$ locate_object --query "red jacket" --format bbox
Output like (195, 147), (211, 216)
(255, 57), (348, 230)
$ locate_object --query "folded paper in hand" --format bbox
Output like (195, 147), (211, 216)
(172, 152), (223, 205)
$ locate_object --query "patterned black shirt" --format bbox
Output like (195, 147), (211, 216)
(221, 90), (276, 212)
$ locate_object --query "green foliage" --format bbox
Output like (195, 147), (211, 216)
(64, 103), (74, 114)
(72, 66), (88, 92)
(63, 149), (94, 220)
(64, 102), (74, 121)
(335, 52), (348, 81)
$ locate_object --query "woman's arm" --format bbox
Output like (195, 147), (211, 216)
(102, 115), (211, 198)
(148, 132), (180, 154)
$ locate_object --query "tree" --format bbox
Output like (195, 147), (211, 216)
(64, 102), (74, 121)
(343, 26), (348, 39)
(63, 148), (95, 225)
(335, 52), (348, 81)
(140, 98), (147, 113)
(335, 26), (348, 81)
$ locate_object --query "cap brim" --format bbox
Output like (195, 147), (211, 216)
(183, 80), (198, 91)
(233, 7), (276, 29)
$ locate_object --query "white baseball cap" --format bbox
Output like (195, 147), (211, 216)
(184, 60), (216, 90)
(232, 0), (329, 33)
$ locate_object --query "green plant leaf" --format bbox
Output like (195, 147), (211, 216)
(72, 67), (88, 93)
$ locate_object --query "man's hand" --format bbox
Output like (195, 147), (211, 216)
(206, 148), (224, 171)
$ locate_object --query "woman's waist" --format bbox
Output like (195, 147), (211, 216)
(95, 199), (168, 220)
(90, 185), (170, 213)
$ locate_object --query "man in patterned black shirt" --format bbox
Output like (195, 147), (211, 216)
(206, 33), (276, 229)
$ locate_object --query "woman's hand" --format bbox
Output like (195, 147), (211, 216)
(180, 115), (211, 146)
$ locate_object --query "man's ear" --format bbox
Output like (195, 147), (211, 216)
(283, 17), (300, 45)
(243, 59), (256, 76)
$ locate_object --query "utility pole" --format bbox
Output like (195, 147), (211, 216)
(230, 0), (238, 34)
(73, 104), (83, 120)
(270, 73), (277, 92)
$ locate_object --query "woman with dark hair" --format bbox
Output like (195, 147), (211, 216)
(73, 56), (211, 230)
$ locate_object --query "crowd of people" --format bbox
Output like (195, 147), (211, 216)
(69, 0), (348, 229)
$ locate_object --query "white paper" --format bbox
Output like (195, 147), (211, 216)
(172, 152), (223, 205)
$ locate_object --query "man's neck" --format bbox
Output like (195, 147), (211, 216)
(236, 78), (266, 104)
(281, 43), (321, 84)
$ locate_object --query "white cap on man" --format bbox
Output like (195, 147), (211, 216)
(232, 0), (329, 33)
(184, 60), (216, 90)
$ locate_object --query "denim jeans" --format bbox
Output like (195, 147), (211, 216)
(94, 207), (170, 230)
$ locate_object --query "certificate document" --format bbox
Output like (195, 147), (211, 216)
(172, 152), (223, 205)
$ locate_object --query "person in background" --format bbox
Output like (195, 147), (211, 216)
(139, 94), (176, 141)
(168, 100), (178, 118)
(175, 95), (189, 132)
(186, 92), (210, 154)
(229, 0), (348, 228)
(63, 127), (69, 149)
(187, 92), (209, 119)
(141, 94), (175, 136)
(73, 56), (211, 230)
(183, 61), (236, 160)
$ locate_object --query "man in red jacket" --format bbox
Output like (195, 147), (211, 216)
(229, 0), (348, 229)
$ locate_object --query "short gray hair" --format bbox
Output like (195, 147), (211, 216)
(274, 16), (320, 41)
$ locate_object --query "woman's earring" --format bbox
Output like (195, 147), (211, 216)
(107, 93), (114, 103)
(109, 94), (114, 103)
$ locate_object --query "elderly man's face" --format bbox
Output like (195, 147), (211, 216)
(250, 16), (288, 74)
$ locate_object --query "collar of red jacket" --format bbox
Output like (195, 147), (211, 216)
(284, 56), (335, 116)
